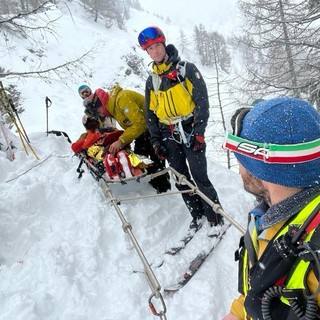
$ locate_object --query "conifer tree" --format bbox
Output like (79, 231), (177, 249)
(237, 0), (320, 110)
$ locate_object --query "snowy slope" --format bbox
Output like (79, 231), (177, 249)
(0, 131), (254, 320)
(0, 1), (255, 319)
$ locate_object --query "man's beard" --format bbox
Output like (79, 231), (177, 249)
(242, 170), (271, 205)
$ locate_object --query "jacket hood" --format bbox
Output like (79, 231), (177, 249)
(107, 84), (123, 115)
(166, 44), (180, 64)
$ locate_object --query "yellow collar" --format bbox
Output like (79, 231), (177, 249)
(152, 62), (173, 75)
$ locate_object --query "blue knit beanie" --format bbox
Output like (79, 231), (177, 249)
(234, 97), (320, 187)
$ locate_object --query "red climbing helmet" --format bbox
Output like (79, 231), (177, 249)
(138, 26), (166, 50)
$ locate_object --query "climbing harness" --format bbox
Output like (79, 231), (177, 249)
(169, 115), (194, 148)
(151, 61), (195, 128)
(151, 61), (194, 146)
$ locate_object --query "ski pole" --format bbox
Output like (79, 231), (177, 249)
(45, 97), (52, 135)
(8, 100), (39, 160)
(0, 81), (39, 160)
(12, 114), (40, 160)
(0, 81), (30, 143)
(8, 98), (30, 143)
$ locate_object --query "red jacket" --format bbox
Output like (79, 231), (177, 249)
(71, 130), (123, 154)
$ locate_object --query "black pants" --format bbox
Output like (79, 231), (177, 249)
(163, 137), (221, 223)
(134, 131), (171, 194)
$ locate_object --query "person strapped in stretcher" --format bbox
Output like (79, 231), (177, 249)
(71, 114), (151, 181)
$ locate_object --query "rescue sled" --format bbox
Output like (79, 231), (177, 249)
(79, 149), (151, 184)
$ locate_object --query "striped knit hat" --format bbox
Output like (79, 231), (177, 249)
(233, 97), (320, 187)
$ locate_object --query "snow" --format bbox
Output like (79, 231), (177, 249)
(0, 1), (255, 319)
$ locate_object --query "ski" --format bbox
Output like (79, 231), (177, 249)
(145, 221), (204, 270)
(165, 220), (204, 255)
(133, 218), (211, 272)
(164, 222), (231, 293)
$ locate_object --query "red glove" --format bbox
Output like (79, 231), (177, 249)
(191, 134), (205, 151)
(153, 142), (167, 160)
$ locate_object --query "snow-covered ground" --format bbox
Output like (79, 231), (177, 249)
(0, 1), (256, 319)
(0, 129), (254, 320)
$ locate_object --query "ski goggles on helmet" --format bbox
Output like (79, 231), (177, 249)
(223, 107), (320, 164)
(138, 26), (166, 50)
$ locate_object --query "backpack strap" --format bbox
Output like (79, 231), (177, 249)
(152, 73), (162, 97)
(291, 201), (320, 244)
(176, 61), (187, 83)
(152, 61), (187, 95)
(298, 225), (320, 277)
(308, 226), (320, 282)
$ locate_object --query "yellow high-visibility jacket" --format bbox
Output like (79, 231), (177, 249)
(106, 84), (147, 146)
(230, 194), (320, 319)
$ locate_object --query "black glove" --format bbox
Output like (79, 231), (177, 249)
(191, 134), (205, 151)
(153, 142), (167, 160)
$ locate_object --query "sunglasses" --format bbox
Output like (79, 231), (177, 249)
(138, 27), (165, 47)
(223, 108), (320, 164)
(79, 88), (92, 99)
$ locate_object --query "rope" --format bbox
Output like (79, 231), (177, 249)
(4, 154), (70, 183)
(150, 167), (246, 234)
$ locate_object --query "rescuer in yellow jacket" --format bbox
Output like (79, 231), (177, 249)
(81, 83), (171, 193)
(138, 26), (223, 233)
